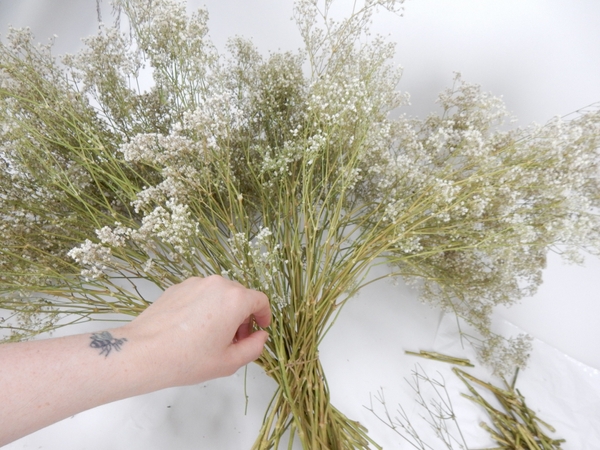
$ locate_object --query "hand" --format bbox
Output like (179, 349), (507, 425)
(123, 275), (271, 389)
(0, 275), (271, 445)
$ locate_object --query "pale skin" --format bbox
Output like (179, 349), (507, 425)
(0, 275), (271, 446)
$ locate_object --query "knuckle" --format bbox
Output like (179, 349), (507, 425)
(203, 274), (225, 285)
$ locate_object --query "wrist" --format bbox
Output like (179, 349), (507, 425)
(115, 323), (175, 393)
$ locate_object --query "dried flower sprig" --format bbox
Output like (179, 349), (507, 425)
(1, 0), (599, 447)
(367, 364), (565, 449)
(405, 350), (475, 367)
(366, 365), (470, 450)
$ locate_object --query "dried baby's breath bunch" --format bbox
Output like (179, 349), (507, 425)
(1, 0), (599, 447)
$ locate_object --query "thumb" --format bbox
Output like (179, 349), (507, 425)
(228, 330), (269, 368)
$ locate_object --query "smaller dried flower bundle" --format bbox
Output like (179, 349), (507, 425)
(454, 368), (565, 449)
(368, 361), (564, 449)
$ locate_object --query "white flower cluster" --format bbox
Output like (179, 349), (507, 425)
(477, 333), (533, 378)
(68, 199), (198, 278)
(121, 132), (198, 166)
(120, 132), (204, 210)
(182, 90), (248, 149)
(117, 0), (217, 110)
(64, 24), (141, 96)
(259, 131), (327, 183)
(135, 201), (198, 254)
(363, 75), (600, 350)
(67, 239), (112, 281)
(226, 227), (289, 307)
(96, 223), (131, 248)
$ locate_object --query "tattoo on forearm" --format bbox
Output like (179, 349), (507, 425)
(90, 331), (127, 357)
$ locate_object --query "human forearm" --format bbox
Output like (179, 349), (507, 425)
(0, 328), (148, 445)
(0, 276), (271, 446)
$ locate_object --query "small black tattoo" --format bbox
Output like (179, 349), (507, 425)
(90, 331), (127, 357)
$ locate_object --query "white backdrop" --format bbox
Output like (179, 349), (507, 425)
(1, 1), (599, 448)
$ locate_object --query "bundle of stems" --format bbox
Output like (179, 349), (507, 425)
(454, 368), (565, 449)
(1, 0), (599, 447)
(405, 350), (475, 367)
